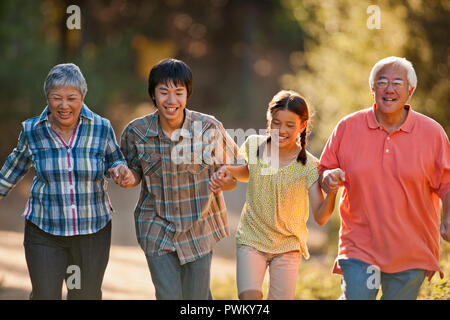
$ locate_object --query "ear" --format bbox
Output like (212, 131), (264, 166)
(300, 120), (308, 132)
(408, 86), (415, 98)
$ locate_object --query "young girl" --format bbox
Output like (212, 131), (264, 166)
(209, 90), (337, 300)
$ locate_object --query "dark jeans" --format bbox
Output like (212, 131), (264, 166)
(23, 220), (111, 300)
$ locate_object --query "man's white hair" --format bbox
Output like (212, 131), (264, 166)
(369, 56), (417, 95)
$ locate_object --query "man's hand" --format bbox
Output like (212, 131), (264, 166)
(321, 168), (346, 193)
(109, 164), (137, 188)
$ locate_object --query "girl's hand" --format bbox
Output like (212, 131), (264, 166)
(209, 166), (229, 193)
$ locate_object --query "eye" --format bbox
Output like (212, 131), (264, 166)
(376, 80), (388, 87)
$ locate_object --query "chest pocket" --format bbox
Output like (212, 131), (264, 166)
(29, 146), (53, 182)
(139, 152), (162, 177)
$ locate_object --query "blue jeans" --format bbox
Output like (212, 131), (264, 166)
(146, 251), (213, 300)
(338, 258), (426, 300)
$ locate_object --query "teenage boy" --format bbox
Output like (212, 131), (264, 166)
(116, 58), (239, 299)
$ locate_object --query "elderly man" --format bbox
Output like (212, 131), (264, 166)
(319, 56), (449, 300)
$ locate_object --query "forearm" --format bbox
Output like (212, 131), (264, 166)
(313, 189), (338, 226)
(221, 175), (237, 191)
(227, 164), (249, 182)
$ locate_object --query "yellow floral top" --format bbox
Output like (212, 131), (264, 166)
(236, 135), (319, 259)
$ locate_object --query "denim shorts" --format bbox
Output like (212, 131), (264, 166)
(338, 258), (426, 300)
(236, 244), (301, 300)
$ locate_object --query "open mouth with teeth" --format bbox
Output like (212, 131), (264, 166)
(164, 106), (179, 115)
(383, 98), (397, 102)
(57, 110), (73, 120)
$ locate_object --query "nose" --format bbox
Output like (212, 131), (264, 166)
(167, 93), (177, 104)
(384, 81), (395, 93)
(279, 124), (288, 135)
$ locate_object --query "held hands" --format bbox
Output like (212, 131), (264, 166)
(321, 168), (346, 193)
(109, 164), (136, 188)
(209, 165), (232, 194)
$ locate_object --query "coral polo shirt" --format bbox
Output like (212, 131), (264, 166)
(319, 105), (450, 275)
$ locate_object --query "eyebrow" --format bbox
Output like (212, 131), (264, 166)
(157, 86), (186, 91)
(272, 119), (297, 124)
(377, 76), (404, 81)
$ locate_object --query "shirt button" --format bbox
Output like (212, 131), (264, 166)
(387, 137), (390, 140)
(386, 149), (390, 153)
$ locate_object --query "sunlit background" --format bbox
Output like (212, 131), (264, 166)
(0, 0), (448, 299)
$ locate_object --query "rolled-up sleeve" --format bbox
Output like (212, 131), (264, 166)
(0, 129), (32, 196)
(104, 121), (127, 177)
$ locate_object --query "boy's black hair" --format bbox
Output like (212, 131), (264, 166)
(148, 58), (193, 106)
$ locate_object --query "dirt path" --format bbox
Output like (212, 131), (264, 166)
(0, 230), (236, 300)
(0, 176), (326, 300)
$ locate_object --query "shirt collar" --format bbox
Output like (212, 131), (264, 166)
(145, 108), (193, 141)
(367, 104), (415, 133)
(34, 104), (94, 128)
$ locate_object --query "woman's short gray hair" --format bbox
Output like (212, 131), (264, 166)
(368, 56), (417, 95)
(44, 63), (88, 99)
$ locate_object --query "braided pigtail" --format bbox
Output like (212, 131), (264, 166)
(297, 129), (307, 165)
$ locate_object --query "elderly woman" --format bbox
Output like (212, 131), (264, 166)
(0, 63), (129, 299)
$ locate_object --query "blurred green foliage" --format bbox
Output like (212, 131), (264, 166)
(0, 0), (448, 161)
(281, 0), (450, 155)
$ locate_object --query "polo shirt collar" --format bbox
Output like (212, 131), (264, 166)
(145, 108), (193, 141)
(367, 104), (415, 133)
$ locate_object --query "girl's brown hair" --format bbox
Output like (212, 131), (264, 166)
(257, 90), (309, 165)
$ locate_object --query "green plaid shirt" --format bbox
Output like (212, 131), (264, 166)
(121, 108), (240, 264)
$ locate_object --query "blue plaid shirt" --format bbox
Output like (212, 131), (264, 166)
(0, 105), (126, 236)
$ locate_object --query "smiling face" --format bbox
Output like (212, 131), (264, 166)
(46, 86), (83, 130)
(153, 81), (187, 126)
(372, 63), (414, 118)
(269, 109), (307, 150)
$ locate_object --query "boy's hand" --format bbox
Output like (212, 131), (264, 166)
(109, 164), (136, 188)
